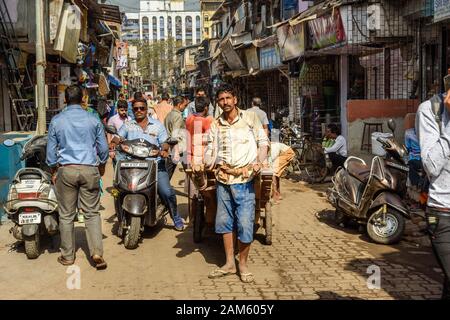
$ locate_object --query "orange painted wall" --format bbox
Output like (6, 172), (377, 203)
(347, 99), (420, 122)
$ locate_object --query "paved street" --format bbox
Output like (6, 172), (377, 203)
(0, 161), (444, 300)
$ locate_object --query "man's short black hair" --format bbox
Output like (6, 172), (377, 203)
(195, 96), (210, 113)
(173, 95), (184, 107)
(161, 92), (170, 101)
(215, 83), (236, 99)
(65, 85), (83, 105)
(133, 91), (144, 100)
(117, 100), (128, 110)
(119, 93), (125, 98)
(132, 97), (147, 107)
(196, 87), (206, 95)
(327, 123), (340, 135)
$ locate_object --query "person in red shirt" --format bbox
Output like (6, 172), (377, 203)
(185, 96), (214, 167)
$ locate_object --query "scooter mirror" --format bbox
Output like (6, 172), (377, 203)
(104, 125), (118, 135)
(387, 119), (396, 135)
(3, 139), (15, 147)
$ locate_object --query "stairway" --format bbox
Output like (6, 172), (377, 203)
(0, 0), (35, 131)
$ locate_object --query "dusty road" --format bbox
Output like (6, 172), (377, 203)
(0, 161), (444, 299)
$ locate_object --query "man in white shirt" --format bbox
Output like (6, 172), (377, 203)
(324, 124), (347, 173)
(247, 97), (269, 137)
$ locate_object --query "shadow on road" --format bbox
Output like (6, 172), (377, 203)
(315, 291), (364, 300)
(173, 225), (225, 267)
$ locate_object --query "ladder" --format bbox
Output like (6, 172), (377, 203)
(0, 0), (35, 131)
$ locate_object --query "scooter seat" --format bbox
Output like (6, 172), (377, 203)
(347, 161), (370, 183)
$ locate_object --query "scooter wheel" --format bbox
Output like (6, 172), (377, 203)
(24, 233), (40, 259)
(367, 208), (405, 245)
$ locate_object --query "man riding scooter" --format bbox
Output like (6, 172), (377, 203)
(110, 95), (185, 231)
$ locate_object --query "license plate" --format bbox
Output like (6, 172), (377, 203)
(121, 162), (149, 168)
(18, 212), (41, 225)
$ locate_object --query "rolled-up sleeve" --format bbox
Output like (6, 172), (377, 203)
(46, 120), (58, 167)
(204, 122), (217, 167)
(96, 120), (109, 164)
(416, 101), (450, 178)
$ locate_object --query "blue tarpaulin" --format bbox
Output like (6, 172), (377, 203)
(107, 74), (122, 87)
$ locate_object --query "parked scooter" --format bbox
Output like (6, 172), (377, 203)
(2, 135), (58, 259)
(327, 120), (412, 244)
(106, 125), (177, 249)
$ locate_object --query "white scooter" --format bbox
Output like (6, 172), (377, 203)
(3, 136), (58, 259)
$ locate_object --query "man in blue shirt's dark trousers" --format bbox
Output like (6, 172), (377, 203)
(47, 85), (109, 270)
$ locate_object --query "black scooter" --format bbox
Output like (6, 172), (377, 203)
(106, 125), (177, 249)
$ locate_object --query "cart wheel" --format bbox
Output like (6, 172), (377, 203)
(193, 197), (205, 243)
(264, 202), (272, 245)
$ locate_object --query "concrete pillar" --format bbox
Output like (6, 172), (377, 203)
(192, 15), (197, 44)
(340, 55), (349, 140)
(139, 15), (143, 41)
(157, 16), (162, 41)
(148, 16), (153, 43)
(172, 14), (176, 40)
(182, 14), (186, 46)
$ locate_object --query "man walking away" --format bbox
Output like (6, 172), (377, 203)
(323, 124), (347, 174)
(416, 90), (450, 300)
(164, 95), (188, 179)
(205, 83), (269, 283)
(154, 92), (173, 123)
(270, 142), (295, 204)
(248, 97), (270, 137)
(46, 85), (109, 270)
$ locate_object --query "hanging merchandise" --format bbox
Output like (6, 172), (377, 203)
(98, 73), (110, 96)
(77, 42), (89, 65)
(84, 43), (96, 67)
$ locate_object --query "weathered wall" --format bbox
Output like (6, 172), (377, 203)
(346, 99), (419, 155)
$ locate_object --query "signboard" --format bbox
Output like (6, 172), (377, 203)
(276, 23), (305, 61)
(115, 41), (128, 70)
(260, 46), (282, 70)
(308, 8), (346, 49)
(434, 0), (450, 23)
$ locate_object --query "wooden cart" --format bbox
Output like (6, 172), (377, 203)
(185, 167), (273, 245)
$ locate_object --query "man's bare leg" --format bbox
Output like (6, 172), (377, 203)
(238, 241), (251, 275)
(220, 232), (237, 272)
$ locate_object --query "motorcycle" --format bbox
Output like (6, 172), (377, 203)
(106, 125), (177, 249)
(2, 135), (59, 259)
(326, 120), (412, 244)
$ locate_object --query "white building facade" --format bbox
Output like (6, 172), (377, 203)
(137, 0), (202, 46)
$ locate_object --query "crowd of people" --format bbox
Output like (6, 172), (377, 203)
(45, 83), (296, 282)
(43, 79), (450, 296)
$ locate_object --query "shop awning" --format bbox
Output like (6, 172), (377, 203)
(92, 4), (122, 24)
(211, 1), (233, 21)
(289, 0), (343, 26)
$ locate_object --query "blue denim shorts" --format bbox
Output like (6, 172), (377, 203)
(215, 181), (256, 244)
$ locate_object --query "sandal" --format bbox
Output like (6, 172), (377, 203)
(240, 272), (255, 283)
(57, 256), (74, 266)
(208, 268), (236, 279)
(92, 255), (107, 270)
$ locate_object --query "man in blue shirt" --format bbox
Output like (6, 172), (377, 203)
(114, 96), (185, 231)
(47, 85), (109, 269)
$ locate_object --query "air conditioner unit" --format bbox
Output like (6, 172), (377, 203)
(367, 4), (381, 31)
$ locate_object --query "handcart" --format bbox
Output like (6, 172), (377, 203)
(185, 166), (273, 245)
